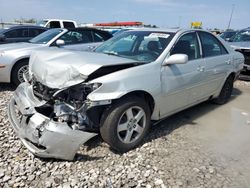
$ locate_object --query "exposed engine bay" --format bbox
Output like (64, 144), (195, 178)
(32, 80), (109, 132)
(7, 81), (108, 160)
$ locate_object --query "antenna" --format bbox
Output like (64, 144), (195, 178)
(227, 4), (235, 30)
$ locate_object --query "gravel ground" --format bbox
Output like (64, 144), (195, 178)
(0, 80), (249, 188)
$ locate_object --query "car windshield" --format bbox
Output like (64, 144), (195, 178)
(29, 28), (64, 44)
(231, 29), (250, 42)
(95, 31), (174, 62)
(220, 32), (236, 40)
(36, 20), (48, 27)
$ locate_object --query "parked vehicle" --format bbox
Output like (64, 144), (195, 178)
(219, 30), (237, 41)
(229, 27), (250, 72)
(0, 25), (48, 44)
(8, 29), (244, 160)
(37, 19), (77, 28)
(0, 27), (112, 85)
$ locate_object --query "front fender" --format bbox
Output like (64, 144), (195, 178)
(87, 63), (161, 102)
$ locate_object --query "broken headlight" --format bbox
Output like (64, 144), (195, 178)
(53, 83), (102, 104)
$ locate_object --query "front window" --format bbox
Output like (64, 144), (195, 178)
(29, 29), (63, 44)
(231, 29), (250, 42)
(170, 32), (201, 61)
(58, 30), (92, 44)
(95, 31), (174, 62)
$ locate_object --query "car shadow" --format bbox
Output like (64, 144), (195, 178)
(0, 83), (16, 92)
(38, 154), (104, 163)
(143, 87), (242, 144)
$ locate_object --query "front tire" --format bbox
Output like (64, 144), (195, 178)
(100, 97), (151, 152)
(11, 60), (29, 86)
(213, 75), (234, 105)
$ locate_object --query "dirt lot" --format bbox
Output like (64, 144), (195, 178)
(0, 80), (250, 188)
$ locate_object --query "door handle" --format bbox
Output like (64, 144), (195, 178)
(197, 66), (205, 72)
(225, 60), (232, 65)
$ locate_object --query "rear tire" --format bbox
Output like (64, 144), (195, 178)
(100, 97), (151, 152)
(213, 75), (234, 105)
(11, 60), (29, 86)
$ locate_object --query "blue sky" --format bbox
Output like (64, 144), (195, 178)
(0, 0), (249, 29)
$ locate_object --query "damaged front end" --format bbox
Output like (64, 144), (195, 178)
(7, 81), (110, 160)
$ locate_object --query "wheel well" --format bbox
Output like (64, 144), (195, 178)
(228, 72), (236, 80)
(11, 58), (29, 82)
(120, 91), (155, 114)
(87, 91), (155, 130)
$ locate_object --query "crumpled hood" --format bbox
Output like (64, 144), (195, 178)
(29, 48), (138, 89)
(229, 42), (250, 50)
(0, 42), (43, 53)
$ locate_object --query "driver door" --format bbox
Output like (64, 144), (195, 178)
(159, 32), (205, 117)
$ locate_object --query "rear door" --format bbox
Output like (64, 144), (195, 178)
(160, 31), (205, 117)
(198, 31), (232, 95)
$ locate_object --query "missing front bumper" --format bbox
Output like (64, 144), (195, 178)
(7, 83), (97, 160)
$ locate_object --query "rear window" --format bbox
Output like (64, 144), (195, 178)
(63, 22), (75, 28)
(92, 31), (112, 42)
(198, 31), (228, 57)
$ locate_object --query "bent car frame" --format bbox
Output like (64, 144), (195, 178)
(8, 28), (244, 160)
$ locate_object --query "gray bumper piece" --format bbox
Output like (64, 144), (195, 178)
(7, 83), (97, 160)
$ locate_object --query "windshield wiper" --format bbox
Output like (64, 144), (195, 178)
(103, 51), (119, 56)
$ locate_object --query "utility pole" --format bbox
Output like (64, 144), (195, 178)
(227, 4), (235, 30)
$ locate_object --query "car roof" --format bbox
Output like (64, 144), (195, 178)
(240, 27), (250, 31)
(67, 27), (109, 32)
(43, 19), (76, 22)
(125, 28), (181, 33)
(4, 25), (48, 30)
(118, 28), (213, 34)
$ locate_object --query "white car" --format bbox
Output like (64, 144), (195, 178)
(8, 29), (244, 160)
(37, 19), (77, 28)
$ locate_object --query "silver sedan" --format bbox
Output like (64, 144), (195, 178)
(0, 28), (112, 85)
(8, 29), (244, 160)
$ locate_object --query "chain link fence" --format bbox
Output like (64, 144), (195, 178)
(0, 22), (34, 29)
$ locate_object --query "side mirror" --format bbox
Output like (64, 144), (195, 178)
(56, 39), (65, 47)
(0, 34), (6, 42)
(163, 54), (188, 66)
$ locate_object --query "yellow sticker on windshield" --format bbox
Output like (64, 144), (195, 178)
(148, 33), (170, 38)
